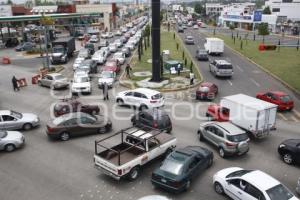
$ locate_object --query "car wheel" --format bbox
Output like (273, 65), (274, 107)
(207, 157), (213, 168)
(98, 127), (107, 134)
(60, 132), (70, 141)
(117, 98), (124, 106)
(214, 182), (224, 195)
(219, 147), (225, 158)
(283, 153), (293, 164)
(127, 166), (140, 181)
(198, 130), (204, 141)
(5, 144), (16, 152)
(23, 123), (32, 130)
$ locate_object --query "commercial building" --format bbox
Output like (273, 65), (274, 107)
(205, 3), (224, 16)
(265, 0), (300, 22)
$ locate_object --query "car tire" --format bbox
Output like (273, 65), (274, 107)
(214, 182), (224, 195)
(198, 130), (204, 141)
(127, 166), (140, 181)
(219, 147), (226, 158)
(116, 98), (124, 106)
(207, 157), (213, 168)
(23, 123), (32, 130)
(5, 144), (16, 152)
(283, 153), (294, 164)
(98, 127), (107, 134)
(60, 132), (70, 141)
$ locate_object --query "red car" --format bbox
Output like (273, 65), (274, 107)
(196, 82), (218, 100)
(103, 60), (120, 74)
(206, 105), (229, 122)
(256, 91), (294, 111)
(53, 98), (100, 117)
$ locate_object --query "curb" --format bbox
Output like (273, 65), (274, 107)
(203, 32), (300, 96)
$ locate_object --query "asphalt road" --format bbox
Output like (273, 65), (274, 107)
(177, 26), (300, 123)
(0, 32), (300, 200)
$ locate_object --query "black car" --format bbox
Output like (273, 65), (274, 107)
(84, 43), (95, 55)
(196, 49), (209, 61)
(78, 59), (98, 74)
(278, 139), (300, 165)
(131, 109), (172, 133)
(177, 26), (184, 33)
(151, 146), (213, 193)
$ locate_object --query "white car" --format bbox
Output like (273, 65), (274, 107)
(193, 24), (199, 29)
(89, 35), (99, 43)
(116, 88), (164, 110)
(108, 43), (118, 53)
(107, 32), (114, 38)
(92, 50), (108, 64)
(71, 73), (91, 94)
(101, 32), (109, 39)
(121, 27), (128, 33)
(112, 52), (126, 65)
(0, 130), (25, 152)
(73, 57), (85, 70)
(213, 167), (299, 200)
(98, 71), (116, 88)
(114, 30), (122, 36)
(114, 39), (123, 48)
(125, 41), (135, 50)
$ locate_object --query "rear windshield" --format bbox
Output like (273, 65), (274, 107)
(151, 93), (163, 100)
(217, 64), (233, 69)
(54, 75), (64, 80)
(160, 157), (184, 175)
(280, 95), (292, 103)
(227, 134), (248, 142)
(226, 170), (253, 178)
(74, 76), (89, 83)
(266, 184), (294, 200)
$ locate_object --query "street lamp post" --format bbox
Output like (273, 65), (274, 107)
(151, 0), (161, 82)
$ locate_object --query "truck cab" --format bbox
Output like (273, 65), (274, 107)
(51, 45), (68, 64)
(206, 105), (229, 122)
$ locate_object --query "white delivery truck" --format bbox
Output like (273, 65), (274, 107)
(94, 127), (176, 181)
(220, 94), (278, 138)
(204, 38), (224, 55)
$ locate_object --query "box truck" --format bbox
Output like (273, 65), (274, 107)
(51, 37), (75, 64)
(204, 38), (224, 55)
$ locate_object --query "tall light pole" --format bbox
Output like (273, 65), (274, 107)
(151, 0), (161, 82)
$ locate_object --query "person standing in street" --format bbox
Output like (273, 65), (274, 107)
(190, 72), (194, 85)
(12, 76), (19, 91)
(102, 82), (109, 100)
(125, 64), (132, 78)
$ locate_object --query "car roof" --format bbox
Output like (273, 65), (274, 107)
(133, 88), (160, 96)
(204, 122), (245, 135)
(241, 170), (280, 191)
(0, 110), (11, 115)
(143, 109), (168, 117)
(200, 82), (214, 87)
(49, 73), (62, 77)
(214, 60), (231, 65)
(270, 91), (288, 96)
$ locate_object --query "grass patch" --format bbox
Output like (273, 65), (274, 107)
(213, 34), (300, 92)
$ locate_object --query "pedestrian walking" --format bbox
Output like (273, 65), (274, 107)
(190, 72), (194, 85)
(125, 64), (132, 78)
(102, 82), (109, 100)
(177, 64), (181, 76)
(12, 76), (19, 91)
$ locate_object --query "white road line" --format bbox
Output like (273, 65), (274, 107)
(236, 65), (244, 72)
(278, 113), (288, 121)
(291, 116), (299, 122)
(292, 109), (300, 118)
(227, 80), (233, 86)
(250, 78), (260, 87)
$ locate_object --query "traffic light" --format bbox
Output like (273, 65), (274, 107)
(259, 44), (277, 51)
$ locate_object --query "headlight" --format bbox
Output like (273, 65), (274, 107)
(34, 118), (39, 122)
(279, 144), (286, 148)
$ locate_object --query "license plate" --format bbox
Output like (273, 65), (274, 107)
(161, 178), (167, 183)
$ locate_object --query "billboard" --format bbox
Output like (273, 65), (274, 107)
(254, 11), (262, 22)
(0, 5), (12, 17)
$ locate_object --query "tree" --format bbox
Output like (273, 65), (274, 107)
(258, 23), (269, 43)
(263, 6), (271, 14)
(6, 0), (13, 5)
(144, 24), (150, 47)
(255, 0), (265, 9)
(229, 24), (235, 39)
(194, 2), (204, 15)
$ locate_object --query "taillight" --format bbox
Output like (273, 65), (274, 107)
(118, 169), (122, 175)
(225, 142), (237, 147)
(153, 121), (158, 128)
(47, 126), (55, 132)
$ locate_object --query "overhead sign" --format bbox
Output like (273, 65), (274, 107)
(0, 5), (12, 17)
(254, 11), (262, 22)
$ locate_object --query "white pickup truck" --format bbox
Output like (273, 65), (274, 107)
(94, 127), (177, 181)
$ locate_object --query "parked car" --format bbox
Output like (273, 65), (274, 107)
(15, 42), (35, 51)
(116, 88), (164, 110)
(71, 73), (91, 94)
(0, 131), (25, 152)
(152, 146), (213, 193)
(46, 112), (112, 141)
(131, 109), (172, 133)
(213, 167), (299, 200)
(108, 43), (118, 53)
(98, 70), (116, 88)
(0, 110), (39, 131)
(197, 122), (249, 158)
(98, 40), (109, 49)
(256, 91), (294, 111)
(196, 82), (218, 100)
(78, 48), (91, 59)
(103, 60), (120, 74)
(209, 60), (233, 78)
(77, 59), (98, 74)
(89, 35), (99, 43)
(278, 139), (300, 165)
(38, 73), (69, 89)
(121, 46), (131, 57)
(112, 52), (126, 65)
(53, 98), (100, 117)
(73, 57), (85, 70)
(185, 36), (194, 45)
(92, 50), (108, 65)
(196, 49), (209, 61)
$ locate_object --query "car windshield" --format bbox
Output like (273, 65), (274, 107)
(74, 76), (89, 83)
(0, 131), (7, 138)
(199, 50), (207, 54)
(114, 53), (123, 57)
(151, 93), (162, 100)
(266, 184), (294, 200)
(187, 36), (193, 39)
(53, 47), (64, 53)
(101, 71), (113, 78)
(227, 134), (249, 142)
(11, 110), (22, 119)
(218, 64), (233, 69)
(226, 170), (253, 178)
(199, 86), (210, 92)
(280, 95), (292, 103)
(160, 157), (184, 176)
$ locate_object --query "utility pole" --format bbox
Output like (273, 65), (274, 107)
(151, 0), (161, 82)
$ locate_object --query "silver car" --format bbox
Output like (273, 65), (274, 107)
(0, 110), (40, 130)
(197, 121), (249, 158)
(0, 131), (25, 152)
(38, 73), (69, 89)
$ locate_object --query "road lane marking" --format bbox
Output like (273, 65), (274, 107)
(236, 65), (244, 72)
(291, 116), (299, 122)
(292, 109), (300, 118)
(250, 78), (260, 87)
(278, 113), (288, 121)
(227, 80), (233, 86)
